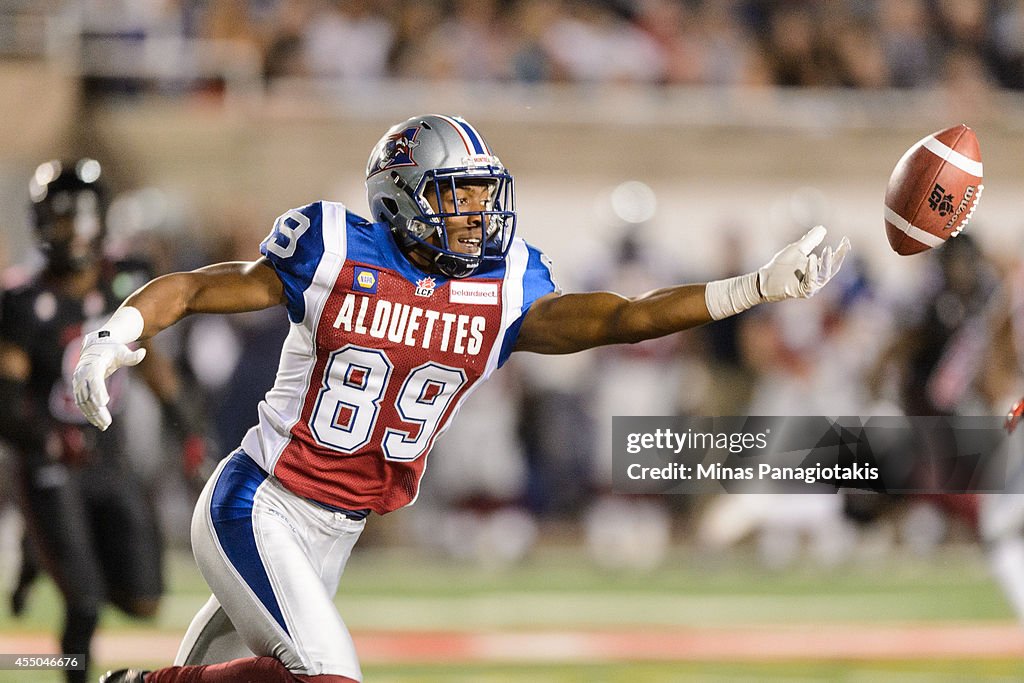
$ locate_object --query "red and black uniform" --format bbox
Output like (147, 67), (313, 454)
(0, 260), (163, 683)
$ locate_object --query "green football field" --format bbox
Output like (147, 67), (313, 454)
(2, 543), (1023, 682)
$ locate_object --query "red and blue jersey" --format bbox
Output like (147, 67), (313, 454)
(240, 201), (556, 514)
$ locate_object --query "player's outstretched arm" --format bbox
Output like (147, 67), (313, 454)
(74, 259), (283, 430)
(514, 285), (711, 354)
(515, 226), (850, 355)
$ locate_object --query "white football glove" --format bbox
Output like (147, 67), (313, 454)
(757, 225), (850, 302)
(72, 332), (147, 431)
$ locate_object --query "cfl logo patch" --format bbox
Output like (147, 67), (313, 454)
(415, 276), (436, 298)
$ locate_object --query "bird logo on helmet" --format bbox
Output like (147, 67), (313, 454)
(370, 127), (421, 174)
(365, 114), (516, 279)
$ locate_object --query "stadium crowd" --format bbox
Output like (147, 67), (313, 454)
(27, 0), (1024, 91)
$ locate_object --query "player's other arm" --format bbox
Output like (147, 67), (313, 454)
(515, 226), (850, 355)
(74, 259), (283, 430)
(515, 285), (711, 354)
(0, 288), (49, 452)
(0, 341), (49, 452)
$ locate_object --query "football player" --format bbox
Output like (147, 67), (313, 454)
(77, 114), (849, 683)
(991, 397), (1024, 622)
(0, 160), (204, 683)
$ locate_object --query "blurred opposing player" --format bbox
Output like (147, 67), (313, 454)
(0, 160), (200, 683)
(988, 397), (1024, 622)
(887, 237), (1024, 620)
(75, 114), (849, 683)
(980, 261), (1024, 624)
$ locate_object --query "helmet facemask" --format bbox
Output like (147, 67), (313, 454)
(405, 166), (515, 279)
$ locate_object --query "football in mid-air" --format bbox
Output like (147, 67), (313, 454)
(884, 124), (983, 255)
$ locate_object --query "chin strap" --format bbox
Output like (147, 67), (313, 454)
(434, 252), (479, 279)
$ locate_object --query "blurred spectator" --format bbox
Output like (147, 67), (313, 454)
(991, 0), (1024, 89)
(700, 1), (771, 86)
(417, 0), (512, 81)
(877, 0), (937, 88)
(303, 0), (395, 81)
(761, 4), (824, 87)
(198, 0), (262, 47)
(821, 8), (889, 88)
(541, 0), (665, 84)
(935, 0), (991, 53)
(5, 0), (1018, 93)
(635, 0), (708, 85)
(72, 0), (188, 96)
(508, 0), (560, 83)
(948, 56), (1000, 129)
(262, 0), (313, 82)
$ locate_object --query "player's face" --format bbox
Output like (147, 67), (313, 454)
(423, 180), (496, 256)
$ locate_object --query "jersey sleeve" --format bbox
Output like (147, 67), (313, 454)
(260, 202), (326, 323)
(497, 242), (558, 367)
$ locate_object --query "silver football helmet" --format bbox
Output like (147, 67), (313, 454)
(366, 114), (515, 278)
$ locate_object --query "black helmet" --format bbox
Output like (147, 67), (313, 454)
(29, 159), (106, 273)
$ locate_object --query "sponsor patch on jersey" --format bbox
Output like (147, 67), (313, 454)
(415, 276), (436, 298)
(449, 281), (499, 305)
(353, 267), (379, 294)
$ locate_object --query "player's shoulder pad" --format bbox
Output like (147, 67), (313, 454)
(261, 202), (325, 264)
(340, 208), (380, 254)
(346, 209), (374, 231)
(495, 239), (560, 368)
(259, 201), (338, 323)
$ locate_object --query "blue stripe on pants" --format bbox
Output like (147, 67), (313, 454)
(209, 451), (289, 635)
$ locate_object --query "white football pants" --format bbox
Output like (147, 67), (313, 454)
(174, 451), (366, 679)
